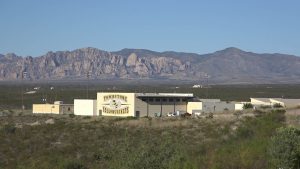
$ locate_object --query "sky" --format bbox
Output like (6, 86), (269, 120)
(0, 0), (300, 57)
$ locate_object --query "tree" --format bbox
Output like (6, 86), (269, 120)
(269, 127), (300, 169)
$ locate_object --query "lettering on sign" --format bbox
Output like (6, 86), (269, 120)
(103, 95), (127, 102)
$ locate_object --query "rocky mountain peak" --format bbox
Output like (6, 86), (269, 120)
(126, 53), (138, 66)
(215, 47), (246, 55)
(0, 47), (300, 83)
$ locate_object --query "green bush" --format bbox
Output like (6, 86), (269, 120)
(243, 103), (253, 109)
(269, 127), (300, 169)
(2, 124), (16, 134)
(206, 112), (213, 119)
(273, 103), (283, 108)
(69, 114), (75, 118)
(64, 161), (86, 169)
(260, 105), (271, 109)
(212, 110), (286, 169)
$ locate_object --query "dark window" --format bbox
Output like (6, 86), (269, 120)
(142, 98), (147, 102)
(176, 98), (180, 102)
(162, 98), (167, 102)
(149, 98), (153, 102)
(136, 111), (140, 117)
(68, 107), (71, 111)
(182, 98), (187, 102)
(169, 98), (174, 102)
(155, 98), (161, 102)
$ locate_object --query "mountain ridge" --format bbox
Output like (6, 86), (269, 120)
(1, 47), (300, 84)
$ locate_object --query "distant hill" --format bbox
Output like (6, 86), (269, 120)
(1, 47), (300, 84)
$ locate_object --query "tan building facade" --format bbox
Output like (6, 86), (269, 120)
(33, 102), (73, 114)
(97, 92), (194, 117)
(187, 102), (202, 114)
(97, 93), (136, 117)
(250, 98), (271, 106)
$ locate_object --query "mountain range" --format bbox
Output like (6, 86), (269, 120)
(1, 47), (300, 84)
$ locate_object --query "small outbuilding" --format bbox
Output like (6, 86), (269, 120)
(32, 101), (73, 115)
(74, 99), (97, 116)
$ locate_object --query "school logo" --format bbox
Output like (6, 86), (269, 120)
(103, 95), (129, 114)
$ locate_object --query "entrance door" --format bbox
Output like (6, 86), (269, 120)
(135, 111), (140, 118)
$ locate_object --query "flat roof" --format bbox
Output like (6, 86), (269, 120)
(136, 93), (193, 98)
(250, 98), (270, 102)
(199, 99), (221, 102)
(270, 98), (300, 103)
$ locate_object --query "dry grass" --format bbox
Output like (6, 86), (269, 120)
(285, 108), (300, 128)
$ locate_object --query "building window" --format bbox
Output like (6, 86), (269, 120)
(182, 98), (187, 102)
(149, 98), (153, 102)
(68, 107), (71, 111)
(162, 98), (167, 102)
(176, 98), (180, 102)
(155, 98), (161, 102)
(142, 98), (147, 102)
(169, 98), (174, 102)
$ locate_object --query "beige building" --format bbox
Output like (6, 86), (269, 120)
(250, 98), (272, 106)
(251, 98), (300, 108)
(97, 92), (194, 117)
(33, 101), (73, 114)
(187, 102), (202, 114)
(269, 98), (300, 108)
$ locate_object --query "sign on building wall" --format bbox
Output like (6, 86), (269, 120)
(102, 94), (130, 115)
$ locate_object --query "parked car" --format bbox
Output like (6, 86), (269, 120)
(167, 112), (176, 117)
(167, 111), (186, 117)
(193, 112), (202, 116)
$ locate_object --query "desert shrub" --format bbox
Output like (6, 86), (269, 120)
(273, 103), (283, 108)
(233, 111), (242, 119)
(253, 109), (266, 117)
(206, 112), (213, 119)
(69, 114), (75, 118)
(260, 105), (271, 109)
(2, 123), (16, 134)
(269, 127), (300, 169)
(243, 103), (253, 109)
(212, 110), (286, 169)
(270, 109), (286, 123)
(236, 125), (254, 139)
(82, 116), (91, 119)
(125, 116), (138, 120)
(64, 161), (86, 169)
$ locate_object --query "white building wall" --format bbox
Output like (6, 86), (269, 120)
(235, 103), (244, 111)
(187, 102), (202, 114)
(74, 99), (97, 116)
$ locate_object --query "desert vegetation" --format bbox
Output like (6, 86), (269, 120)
(1, 82), (300, 110)
(1, 108), (299, 169)
(1, 83), (300, 168)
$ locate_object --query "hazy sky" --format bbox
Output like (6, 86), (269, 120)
(0, 0), (300, 57)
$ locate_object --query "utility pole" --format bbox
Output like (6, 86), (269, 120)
(21, 71), (27, 112)
(205, 74), (209, 99)
(86, 71), (91, 99)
